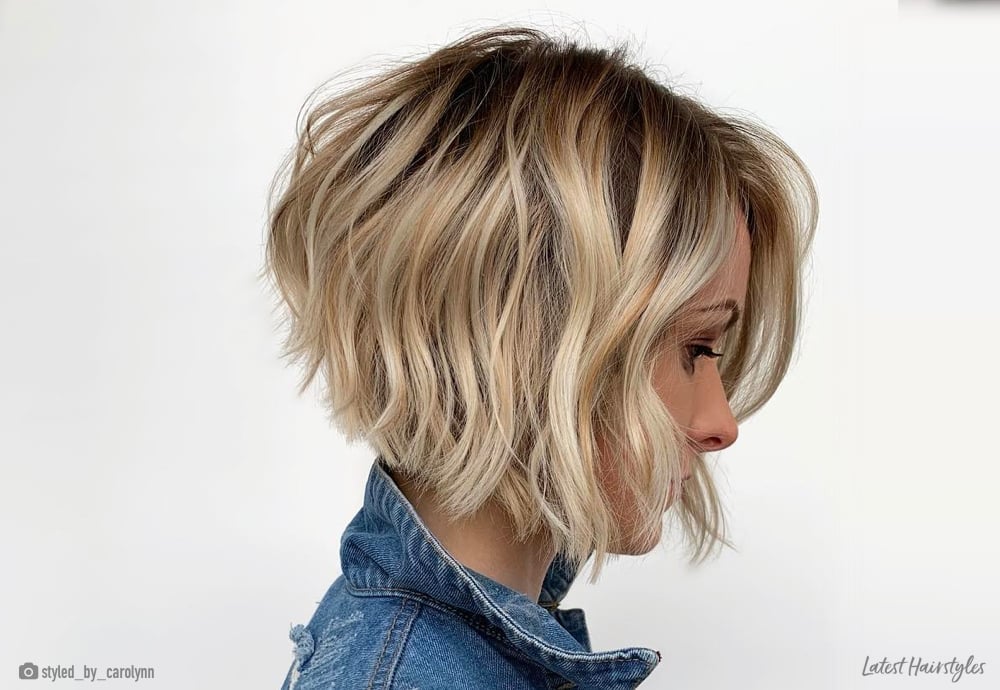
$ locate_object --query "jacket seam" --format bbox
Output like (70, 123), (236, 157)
(385, 599), (420, 689)
(365, 597), (421, 690)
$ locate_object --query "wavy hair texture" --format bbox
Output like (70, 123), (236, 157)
(260, 25), (818, 583)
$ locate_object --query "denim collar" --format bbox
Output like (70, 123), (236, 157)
(339, 457), (661, 689)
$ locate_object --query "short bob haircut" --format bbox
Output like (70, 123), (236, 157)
(261, 25), (818, 583)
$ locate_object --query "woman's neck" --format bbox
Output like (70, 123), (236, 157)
(388, 468), (557, 603)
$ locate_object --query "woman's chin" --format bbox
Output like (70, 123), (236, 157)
(612, 527), (663, 556)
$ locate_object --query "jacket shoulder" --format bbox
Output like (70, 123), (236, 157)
(281, 581), (548, 690)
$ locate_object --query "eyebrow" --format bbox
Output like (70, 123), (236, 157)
(696, 299), (741, 332)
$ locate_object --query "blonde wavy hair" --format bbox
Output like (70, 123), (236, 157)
(260, 25), (818, 583)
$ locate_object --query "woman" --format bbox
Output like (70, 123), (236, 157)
(263, 24), (817, 690)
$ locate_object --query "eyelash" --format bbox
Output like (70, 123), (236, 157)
(685, 343), (724, 371)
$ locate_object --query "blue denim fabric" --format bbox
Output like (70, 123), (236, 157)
(279, 456), (661, 689)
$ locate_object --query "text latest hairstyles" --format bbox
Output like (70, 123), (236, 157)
(261, 25), (818, 583)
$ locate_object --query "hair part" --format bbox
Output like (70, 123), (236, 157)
(260, 24), (818, 582)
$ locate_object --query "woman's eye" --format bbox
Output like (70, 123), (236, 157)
(685, 344), (724, 371)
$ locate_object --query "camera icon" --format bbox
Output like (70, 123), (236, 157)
(18, 662), (38, 680)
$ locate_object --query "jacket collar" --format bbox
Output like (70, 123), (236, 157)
(339, 457), (661, 690)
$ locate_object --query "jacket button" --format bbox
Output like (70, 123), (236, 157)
(289, 623), (315, 666)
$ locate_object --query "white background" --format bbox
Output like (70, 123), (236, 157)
(2, 1), (998, 688)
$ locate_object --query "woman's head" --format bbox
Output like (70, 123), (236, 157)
(261, 25), (818, 582)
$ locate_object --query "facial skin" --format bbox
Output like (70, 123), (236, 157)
(390, 214), (752, 601)
(599, 214), (752, 555)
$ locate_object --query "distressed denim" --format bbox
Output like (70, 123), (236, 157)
(278, 457), (661, 689)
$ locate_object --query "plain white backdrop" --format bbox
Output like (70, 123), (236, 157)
(2, 1), (998, 688)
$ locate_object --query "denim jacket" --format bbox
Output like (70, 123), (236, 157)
(278, 457), (661, 689)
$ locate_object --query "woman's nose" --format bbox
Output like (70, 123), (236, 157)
(689, 376), (739, 452)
